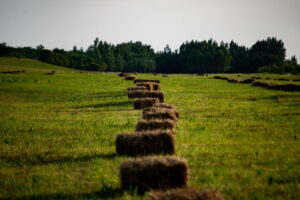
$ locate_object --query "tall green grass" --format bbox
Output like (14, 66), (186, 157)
(0, 58), (300, 199)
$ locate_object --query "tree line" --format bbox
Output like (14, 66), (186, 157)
(0, 37), (299, 74)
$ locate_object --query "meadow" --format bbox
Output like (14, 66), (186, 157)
(0, 58), (300, 199)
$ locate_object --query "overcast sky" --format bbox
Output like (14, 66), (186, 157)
(0, 0), (299, 58)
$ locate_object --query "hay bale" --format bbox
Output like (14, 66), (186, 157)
(128, 91), (164, 102)
(280, 84), (300, 91)
(213, 76), (222, 79)
(266, 83), (281, 90)
(143, 107), (179, 119)
(134, 79), (160, 84)
(118, 72), (129, 77)
(124, 76), (136, 80)
(115, 132), (175, 156)
(128, 86), (147, 91)
(145, 188), (225, 200)
(128, 91), (143, 99)
(239, 78), (254, 84)
(162, 74), (168, 77)
(143, 108), (178, 121)
(120, 156), (188, 193)
(220, 77), (229, 80)
(137, 82), (153, 91)
(151, 103), (179, 118)
(45, 71), (55, 75)
(134, 98), (159, 109)
(227, 78), (239, 83)
(251, 81), (269, 88)
(136, 119), (175, 131)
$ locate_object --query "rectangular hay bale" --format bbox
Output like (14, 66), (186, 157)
(143, 108), (178, 121)
(134, 98), (159, 109)
(115, 132), (175, 156)
(135, 119), (175, 131)
(120, 156), (188, 193)
(128, 86), (147, 91)
(127, 91), (164, 102)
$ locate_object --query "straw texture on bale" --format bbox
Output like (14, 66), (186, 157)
(128, 86), (146, 91)
(115, 132), (175, 156)
(127, 91), (164, 102)
(134, 79), (160, 84)
(149, 103), (179, 118)
(137, 82), (152, 91)
(134, 98), (159, 109)
(120, 156), (188, 193)
(145, 188), (225, 200)
(136, 119), (175, 131)
(143, 109), (178, 121)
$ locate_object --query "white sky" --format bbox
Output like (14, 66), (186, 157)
(0, 0), (299, 59)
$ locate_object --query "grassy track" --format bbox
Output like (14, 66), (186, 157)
(0, 58), (300, 199)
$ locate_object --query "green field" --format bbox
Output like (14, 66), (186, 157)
(0, 58), (300, 200)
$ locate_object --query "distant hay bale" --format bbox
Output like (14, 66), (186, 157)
(143, 108), (178, 121)
(251, 81), (269, 88)
(213, 76), (222, 79)
(162, 74), (168, 77)
(118, 72), (129, 77)
(45, 71), (56, 75)
(239, 78), (254, 84)
(120, 156), (188, 193)
(266, 83), (281, 90)
(153, 73), (158, 76)
(134, 98), (159, 109)
(124, 76), (136, 80)
(134, 79), (160, 84)
(128, 86), (147, 92)
(227, 78), (239, 83)
(115, 132), (175, 156)
(137, 82), (153, 91)
(145, 188), (225, 200)
(280, 84), (300, 91)
(220, 77), (229, 80)
(136, 119), (175, 132)
(127, 91), (164, 102)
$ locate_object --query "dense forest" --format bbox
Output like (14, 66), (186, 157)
(0, 37), (299, 74)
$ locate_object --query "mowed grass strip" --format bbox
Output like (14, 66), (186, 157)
(0, 59), (300, 199)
